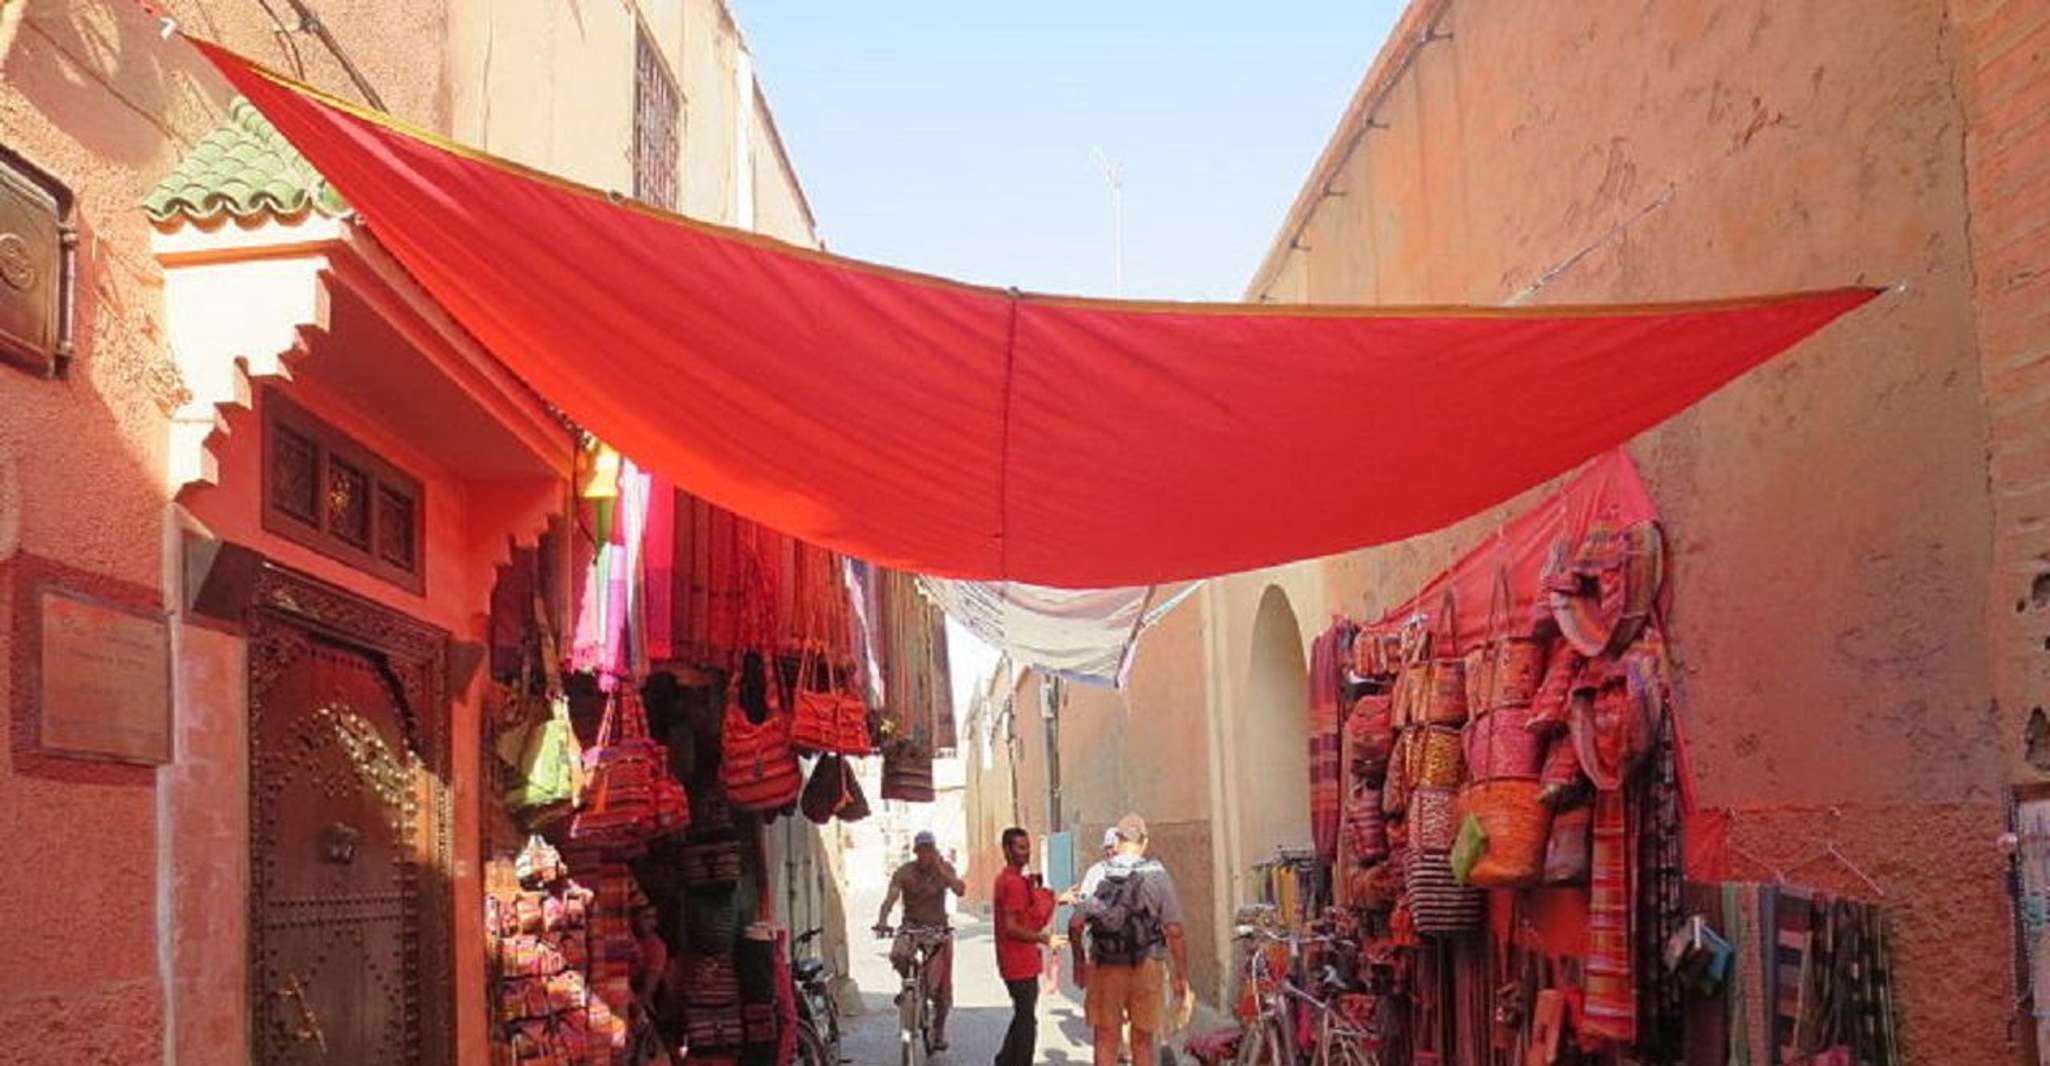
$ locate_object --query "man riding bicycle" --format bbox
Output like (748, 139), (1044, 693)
(874, 830), (967, 1051)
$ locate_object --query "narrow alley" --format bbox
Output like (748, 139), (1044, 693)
(2, 2), (2045, 1065)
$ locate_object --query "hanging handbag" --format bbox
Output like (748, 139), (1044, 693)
(1464, 702), (1542, 779)
(836, 758), (873, 822)
(1422, 588), (1469, 725)
(1486, 565), (1546, 709)
(1411, 784), (1461, 851)
(572, 682), (690, 846)
(502, 596), (584, 825)
(882, 740), (938, 802)
(720, 670), (804, 811)
(1404, 848), (1483, 935)
(789, 603), (874, 756)
(801, 753), (849, 824)
(1456, 776), (1551, 889)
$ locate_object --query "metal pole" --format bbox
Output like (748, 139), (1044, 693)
(1091, 148), (1124, 296)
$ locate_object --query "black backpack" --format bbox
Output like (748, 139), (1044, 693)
(1087, 865), (1164, 966)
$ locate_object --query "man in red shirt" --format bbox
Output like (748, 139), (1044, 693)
(993, 826), (1057, 1066)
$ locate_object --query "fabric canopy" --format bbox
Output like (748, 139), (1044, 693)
(916, 577), (1202, 686)
(198, 41), (1881, 588)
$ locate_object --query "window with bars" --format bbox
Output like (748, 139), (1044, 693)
(633, 25), (682, 211)
(262, 389), (427, 595)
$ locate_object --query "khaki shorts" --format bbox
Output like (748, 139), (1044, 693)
(1085, 958), (1165, 1034)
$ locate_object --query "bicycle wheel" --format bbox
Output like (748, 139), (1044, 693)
(796, 1019), (832, 1066)
(1234, 1018), (1289, 1066)
(899, 978), (927, 1066)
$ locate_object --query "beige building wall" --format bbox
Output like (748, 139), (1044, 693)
(998, 3), (2025, 1056)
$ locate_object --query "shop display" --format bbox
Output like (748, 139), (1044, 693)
(1298, 493), (1900, 1066)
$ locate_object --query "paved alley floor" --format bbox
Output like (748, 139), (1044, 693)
(837, 908), (1101, 1066)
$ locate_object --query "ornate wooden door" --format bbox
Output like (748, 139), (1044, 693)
(248, 566), (451, 1066)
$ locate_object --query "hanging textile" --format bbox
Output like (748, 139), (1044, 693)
(1308, 621), (1346, 865)
(196, 40), (1878, 587)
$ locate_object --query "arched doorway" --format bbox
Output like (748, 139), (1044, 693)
(1233, 585), (1312, 880)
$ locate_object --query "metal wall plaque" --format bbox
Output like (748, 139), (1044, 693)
(38, 587), (172, 765)
(0, 148), (74, 376)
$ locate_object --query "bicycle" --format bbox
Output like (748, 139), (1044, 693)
(874, 923), (952, 1066)
(793, 926), (841, 1066)
(1232, 926), (1381, 1066)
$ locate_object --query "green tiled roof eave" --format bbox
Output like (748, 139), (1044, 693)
(144, 96), (350, 224)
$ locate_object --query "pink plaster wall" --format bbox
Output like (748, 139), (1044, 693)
(1253, 1), (2008, 1060)
(0, 3), (457, 1061)
(166, 620), (249, 1064)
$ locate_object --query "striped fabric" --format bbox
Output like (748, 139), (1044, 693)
(1583, 789), (1636, 1045)
(1775, 887), (1815, 1062)
(1309, 624), (1346, 863)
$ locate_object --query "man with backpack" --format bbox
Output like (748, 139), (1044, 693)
(1068, 813), (1190, 1066)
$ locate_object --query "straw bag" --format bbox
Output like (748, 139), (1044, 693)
(1464, 703), (1541, 779)
(1381, 731), (1412, 817)
(881, 740), (936, 802)
(721, 662), (804, 812)
(1422, 589), (1468, 725)
(1404, 849), (1483, 935)
(1456, 777), (1551, 889)
(1411, 784), (1461, 851)
(571, 683), (690, 846)
(1413, 725), (1466, 788)
(1389, 620), (1430, 729)
(1486, 567), (1546, 708)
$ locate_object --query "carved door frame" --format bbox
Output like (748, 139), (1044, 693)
(244, 561), (453, 1066)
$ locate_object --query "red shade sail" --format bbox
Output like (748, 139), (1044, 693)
(197, 41), (1879, 587)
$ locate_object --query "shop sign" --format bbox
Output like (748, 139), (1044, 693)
(37, 587), (172, 765)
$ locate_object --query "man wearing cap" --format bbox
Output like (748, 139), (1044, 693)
(1068, 826), (1123, 903)
(1069, 814), (1191, 1066)
(875, 830), (968, 1050)
(1064, 827), (1131, 1064)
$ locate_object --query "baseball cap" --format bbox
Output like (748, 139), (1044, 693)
(1114, 813), (1148, 843)
(913, 830), (937, 849)
(1101, 827), (1120, 849)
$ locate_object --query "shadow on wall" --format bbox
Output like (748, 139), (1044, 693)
(7, 4), (228, 168)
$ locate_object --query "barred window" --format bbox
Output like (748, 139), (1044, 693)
(633, 25), (682, 211)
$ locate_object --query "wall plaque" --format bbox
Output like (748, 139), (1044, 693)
(0, 148), (75, 376)
(38, 587), (172, 765)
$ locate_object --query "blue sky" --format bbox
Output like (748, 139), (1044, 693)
(736, 2), (1405, 303)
